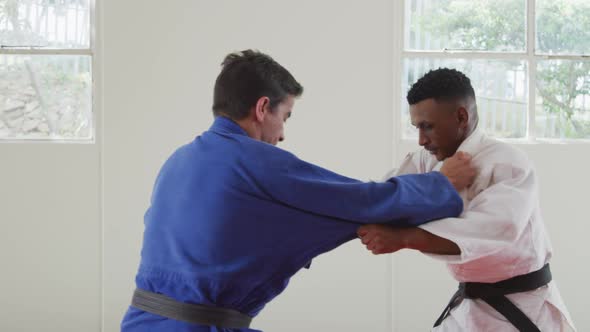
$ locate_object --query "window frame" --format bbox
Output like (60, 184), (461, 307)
(0, 0), (98, 143)
(395, 0), (590, 144)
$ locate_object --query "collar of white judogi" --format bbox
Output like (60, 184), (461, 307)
(456, 127), (485, 157)
(432, 127), (485, 173)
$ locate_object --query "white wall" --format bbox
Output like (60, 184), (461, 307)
(0, 144), (101, 332)
(1, 0), (587, 331)
(103, 1), (397, 331)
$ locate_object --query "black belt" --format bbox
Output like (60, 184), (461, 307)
(434, 264), (552, 332)
(131, 288), (253, 329)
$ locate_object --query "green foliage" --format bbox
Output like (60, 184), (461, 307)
(417, 0), (525, 51)
(537, 0), (590, 54)
(415, 0), (590, 138)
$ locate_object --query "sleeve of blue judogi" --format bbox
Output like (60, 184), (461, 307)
(252, 151), (463, 227)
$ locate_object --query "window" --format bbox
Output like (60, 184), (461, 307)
(400, 0), (590, 140)
(0, 0), (93, 140)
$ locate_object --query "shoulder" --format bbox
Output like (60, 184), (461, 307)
(205, 129), (299, 163)
(397, 149), (439, 175)
(472, 137), (537, 189)
(475, 136), (532, 171)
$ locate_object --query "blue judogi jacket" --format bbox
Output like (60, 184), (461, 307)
(121, 116), (462, 332)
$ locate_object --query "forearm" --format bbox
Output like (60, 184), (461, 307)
(383, 172), (463, 226)
(400, 227), (461, 255)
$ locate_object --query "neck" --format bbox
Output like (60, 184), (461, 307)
(466, 123), (478, 137)
(234, 117), (261, 140)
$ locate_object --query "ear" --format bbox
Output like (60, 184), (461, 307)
(254, 97), (271, 123)
(456, 106), (469, 130)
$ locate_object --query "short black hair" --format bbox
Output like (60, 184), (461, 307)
(212, 50), (303, 120)
(407, 68), (475, 105)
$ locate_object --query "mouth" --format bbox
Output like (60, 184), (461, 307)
(426, 148), (438, 155)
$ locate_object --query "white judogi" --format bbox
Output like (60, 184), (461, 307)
(392, 128), (576, 331)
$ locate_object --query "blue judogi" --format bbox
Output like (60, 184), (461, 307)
(121, 116), (462, 332)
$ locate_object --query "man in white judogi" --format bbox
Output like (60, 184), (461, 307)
(358, 68), (576, 331)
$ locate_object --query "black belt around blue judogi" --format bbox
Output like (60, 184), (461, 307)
(434, 264), (552, 332)
(131, 288), (253, 329)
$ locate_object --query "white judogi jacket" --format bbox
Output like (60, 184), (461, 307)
(392, 128), (576, 331)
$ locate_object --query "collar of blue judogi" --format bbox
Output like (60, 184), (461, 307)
(210, 116), (249, 137)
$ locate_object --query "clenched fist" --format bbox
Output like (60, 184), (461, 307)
(440, 151), (476, 191)
(357, 224), (405, 255)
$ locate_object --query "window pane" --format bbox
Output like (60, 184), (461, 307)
(536, 0), (590, 55)
(0, 0), (90, 49)
(0, 54), (92, 139)
(402, 58), (528, 139)
(405, 0), (526, 52)
(536, 60), (590, 139)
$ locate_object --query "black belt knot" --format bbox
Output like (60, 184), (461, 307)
(434, 264), (552, 332)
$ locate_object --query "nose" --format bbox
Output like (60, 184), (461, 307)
(418, 130), (429, 147)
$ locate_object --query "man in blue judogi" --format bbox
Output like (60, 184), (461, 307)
(121, 50), (475, 332)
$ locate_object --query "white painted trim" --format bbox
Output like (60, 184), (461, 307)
(403, 50), (528, 59)
(391, 2), (405, 331)
(530, 0), (590, 143)
(90, 0), (98, 143)
(0, 137), (94, 143)
(527, 0), (537, 141)
(536, 54), (590, 60)
(90, 0), (96, 53)
(92, 0), (104, 329)
(393, 3), (404, 174)
(0, 135), (94, 144)
(0, 48), (92, 55)
(399, 137), (590, 145)
(403, 51), (590, 61)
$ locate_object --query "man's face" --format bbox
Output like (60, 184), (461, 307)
(260, 95), (294, 145)
(409, 98), (467, 161)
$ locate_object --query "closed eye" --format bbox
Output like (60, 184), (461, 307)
(415, 123), (433, 130)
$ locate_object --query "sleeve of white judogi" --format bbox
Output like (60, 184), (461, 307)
(418, 161), (538, 264)
(386, 151), (424, 178)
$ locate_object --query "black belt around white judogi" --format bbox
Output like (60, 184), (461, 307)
(131, 288), (253, 329)
(434, 264), (552, 332)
